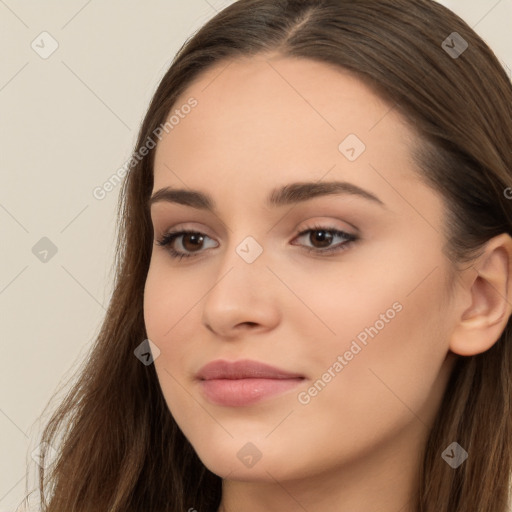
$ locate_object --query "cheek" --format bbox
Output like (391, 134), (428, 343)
(300, 259), (452, 435)
(309, 237), (450, 372)
(143, 265), (207, 402)
(143, 262), (202, 341)
(143, 268), (201, 427)
(296, 236), (450, 389)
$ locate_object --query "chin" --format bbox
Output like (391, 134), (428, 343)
(188, 434), (312, 482)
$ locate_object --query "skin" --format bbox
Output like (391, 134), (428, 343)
(143, 54), (512, 512)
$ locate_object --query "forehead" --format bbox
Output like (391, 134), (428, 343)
(152, 55), (422, 209)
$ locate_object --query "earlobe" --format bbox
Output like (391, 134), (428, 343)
(449, 233), (512, 357)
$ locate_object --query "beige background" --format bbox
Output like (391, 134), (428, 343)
(0, 0), (511, 509)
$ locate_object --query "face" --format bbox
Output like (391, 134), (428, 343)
(143, 54), (459, 483)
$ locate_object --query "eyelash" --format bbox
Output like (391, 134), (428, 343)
(156, 224), (358, 261)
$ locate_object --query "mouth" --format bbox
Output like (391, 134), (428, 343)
(196, 359), (305, 407)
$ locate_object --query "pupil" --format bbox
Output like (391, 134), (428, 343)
(184, 233), (203, 251)
(313, 230), (332, 248)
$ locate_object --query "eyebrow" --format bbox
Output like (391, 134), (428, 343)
(148, 180), (386, 211)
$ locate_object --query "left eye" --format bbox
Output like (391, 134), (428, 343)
(156, 226), (358, 261)
(293, 226), (357, 254)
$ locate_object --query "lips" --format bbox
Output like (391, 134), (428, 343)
(196, 359), (304, 380)
(196, 359), (305, 406)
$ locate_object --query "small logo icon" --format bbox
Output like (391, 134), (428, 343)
(31, 31), (59, 59)
(31, 442), (57, 469)
(32, 237), (58, 263)
(134, 338), (161, 365)
(237, 442), (263, 468)
(441, 441), (468, 468)
(236, 236), (263, 264)
(338, 134), (366, 161)
(442, 32), (468, 59)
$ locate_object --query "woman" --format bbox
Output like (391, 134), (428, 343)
(27, 0), (512, 510)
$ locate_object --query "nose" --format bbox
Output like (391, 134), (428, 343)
(201, 239), (281, 339)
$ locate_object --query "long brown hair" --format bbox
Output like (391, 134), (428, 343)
(24, 0), (512, 510)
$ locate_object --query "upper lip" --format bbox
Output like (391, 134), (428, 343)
(196, 359), (304, 380)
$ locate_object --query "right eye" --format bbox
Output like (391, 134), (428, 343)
(156, 230), (218, 260)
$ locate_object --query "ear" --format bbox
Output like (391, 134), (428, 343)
(449, 233), (512, 357)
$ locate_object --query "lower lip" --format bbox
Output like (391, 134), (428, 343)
(199, 378), (304, 406)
